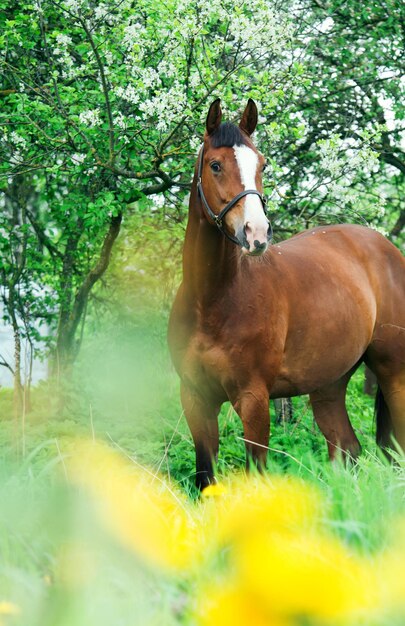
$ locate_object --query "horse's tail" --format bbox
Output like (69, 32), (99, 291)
(375, 386), (392, 449)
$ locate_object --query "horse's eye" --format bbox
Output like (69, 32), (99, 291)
(210, 162), (221, 173)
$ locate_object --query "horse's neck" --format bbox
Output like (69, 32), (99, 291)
(182, 178), (240, 305)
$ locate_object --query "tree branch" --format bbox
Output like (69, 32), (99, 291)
(80, 18), (115, 160)
(0, 354), (15, 375)
(390, 209), (405, 237)
(26, 209), (64, 260)
(382, 152), (405, 176)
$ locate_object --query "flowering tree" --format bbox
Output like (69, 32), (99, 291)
(1, 0), (295, 376)
(264, 0), (405, 236)
(0, 0), (403, 388)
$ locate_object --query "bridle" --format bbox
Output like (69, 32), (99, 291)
(196, 144), (272, 246)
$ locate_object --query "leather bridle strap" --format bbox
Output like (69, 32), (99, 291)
(196, 145), (272, 246)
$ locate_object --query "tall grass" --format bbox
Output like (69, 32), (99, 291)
(0, 303), (404, 625)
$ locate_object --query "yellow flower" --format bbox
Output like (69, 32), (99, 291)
(235, 530), (379, 621)
(195, 583), (290, 626)
(202, 483), (228, 498)
(203, 474), (321, 547)
(67, 440), (198, 571)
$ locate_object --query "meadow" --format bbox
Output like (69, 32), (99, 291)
(0, 306), (405, 626)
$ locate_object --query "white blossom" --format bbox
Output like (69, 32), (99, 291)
(122, 21), (143, 49)
(56, 33), (72, 47)
(115, 84), (140, 104)
(79, 109), (102, 127)
(189, 136), (201, 155)
(63, 0), (84, 13)
(94, 4), (108, 20)
(53, 32), (77, 78)
(137, 67), (162, 89)
(33, 0), (43, 14)
(10, 132), (27, 149)
(138, 81), (187, 132)
(371, 225), (389, 237)
(104, 50), (113, 66)
(113, 112), (128, 130)
(71, 153), (86, 164)
(10, 150), (24, 165)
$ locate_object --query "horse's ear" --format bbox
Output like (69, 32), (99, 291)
(239, 99), (258, 136)
(206, 98), (222, 135)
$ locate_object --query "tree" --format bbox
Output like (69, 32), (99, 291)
(0, 0), (295, 374)
(0, 0), (403, 382)
(260, 0), (404, 240)
(0, 175), (52, 412)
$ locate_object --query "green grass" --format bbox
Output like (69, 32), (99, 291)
(0, 316), (404, 625)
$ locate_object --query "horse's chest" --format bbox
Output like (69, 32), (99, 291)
(180, 333), (232, 392)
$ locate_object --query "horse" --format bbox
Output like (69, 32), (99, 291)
(168, 98), (405, 490)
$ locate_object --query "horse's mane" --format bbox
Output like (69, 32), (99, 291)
(210, 122), (248, 148)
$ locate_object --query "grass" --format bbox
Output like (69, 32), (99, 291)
(0, 314), (404, 625)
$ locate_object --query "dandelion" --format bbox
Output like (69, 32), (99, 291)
(196, 475), (380, 625)
(234, 531), (379, 621)
(195, 584), (288, 626)
(203, 474), (321, 545)
(67, 441), (199, 571)
(202, 483), (227, 498)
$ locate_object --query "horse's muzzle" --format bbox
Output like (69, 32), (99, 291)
(241, 222), (272, 256)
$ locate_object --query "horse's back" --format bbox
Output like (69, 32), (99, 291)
(276, 224), (404, 304)
(266, 224), (405, 394)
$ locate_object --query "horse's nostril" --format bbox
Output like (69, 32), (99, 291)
(254, 240), (266, 251)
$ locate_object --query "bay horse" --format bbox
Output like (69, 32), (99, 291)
(168, 98), (405, 490)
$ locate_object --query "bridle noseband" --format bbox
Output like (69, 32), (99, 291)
(196, 145), (272, 246)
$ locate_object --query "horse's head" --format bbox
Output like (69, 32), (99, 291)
(197, 98), (271, 256)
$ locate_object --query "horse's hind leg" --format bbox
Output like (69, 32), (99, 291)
(366, 333), (405, 454)
(232, 386), (270, 472)
(181, 383), (220, 491)
(310, 373), (361, 462)
(376, 373), (405, 453)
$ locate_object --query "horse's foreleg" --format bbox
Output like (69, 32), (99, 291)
(233, 389), (270, 472)
(181, 383), (220, 491)
(310, 378), (361, 462)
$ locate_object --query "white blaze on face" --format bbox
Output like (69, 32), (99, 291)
(233, 144), (269, 248)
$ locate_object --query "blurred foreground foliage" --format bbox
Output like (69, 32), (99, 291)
(0, 438), (404, 626)
(0, 278), (404, 624)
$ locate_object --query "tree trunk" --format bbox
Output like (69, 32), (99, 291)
(12, 325), (23, 418)
(53, 213), (122, 382)
(274, 398), (294, 424)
